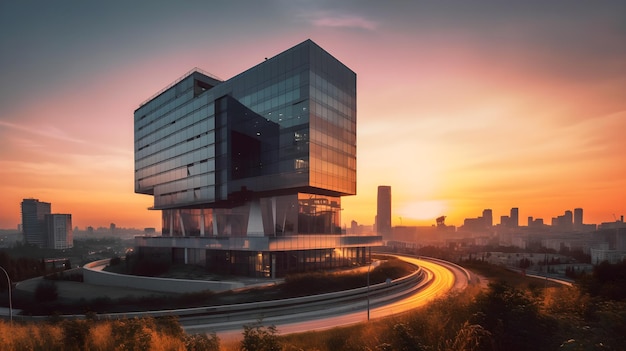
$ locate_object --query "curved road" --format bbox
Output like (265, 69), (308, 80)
(184, 255), (469, 340)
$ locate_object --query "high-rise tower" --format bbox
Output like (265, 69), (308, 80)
(574, 208), (583, 230)
(482, 209), (493, 228)
(21, 198), (51, 247)
(510, 207), (519, 227)
(133, 39), (381, 277)
(377, 186), (392, 237)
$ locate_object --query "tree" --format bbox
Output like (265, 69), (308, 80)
(111, 317), (154, 351)
(447, 321), (494, 351)
(241, 320), (281, 351)
(471, 281), (557, 351)
(184, 333), (220, 351)
(381, 322), (427, 351)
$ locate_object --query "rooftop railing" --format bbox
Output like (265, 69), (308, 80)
(138, 67), (223, 108)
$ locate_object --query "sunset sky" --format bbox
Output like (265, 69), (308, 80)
(1, 1), (625, 230)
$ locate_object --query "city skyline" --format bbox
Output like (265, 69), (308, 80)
(1, 1), (625, 229)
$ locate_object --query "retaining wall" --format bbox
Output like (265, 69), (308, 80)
(82, 260), (244, 293)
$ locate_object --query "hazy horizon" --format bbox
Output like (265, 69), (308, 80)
(1, 1), (625, 229)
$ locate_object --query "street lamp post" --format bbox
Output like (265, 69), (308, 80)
(367, 260), (380, 321)
(0, 265), (12, 323)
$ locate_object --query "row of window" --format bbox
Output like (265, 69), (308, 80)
(155, 185), (216, 208)
(237, 73), (302, 107)
(136, 126), (214, 162)
(151, 156), (351, 207)
(136, 85), (195, 129)
(309, 95), (355, 129)
(136, 145), (214, 183)
(310, 171), (356, 195)
(310, 71), (355, 108)
(138, 159), (214, 190)
(136, 76), (194, 116)
(136, 98), (214, 143)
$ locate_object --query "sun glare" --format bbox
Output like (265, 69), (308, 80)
(399, 200), (447, 222)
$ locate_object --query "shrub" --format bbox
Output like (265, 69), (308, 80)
(110, 317), (154, 351)
(155, 315), (185, 339)
(241, 320), (281, 351)
(184, 333), (220, 351)
(62, 319), (91, 351)
(470, 281), (558, 351)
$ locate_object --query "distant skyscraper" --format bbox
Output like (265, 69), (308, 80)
(377, 186), (392, 237)
(21, 198), (51, 247)
(564, 210), (573, 230)
(46, 214), (73, 249)
(21, 198), (72, 249)
(574, 208), (583, 229)
(482, 209), (493, 227)
(510, 208), (519, 227)
(500, 215), (510, 227)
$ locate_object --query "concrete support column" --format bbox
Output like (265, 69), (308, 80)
(200, 210), (205, 237)
(178, 210), (186, 236)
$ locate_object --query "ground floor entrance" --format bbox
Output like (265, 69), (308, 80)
(138, 246), (371, 278)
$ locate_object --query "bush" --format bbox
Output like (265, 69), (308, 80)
(110, 317), (154, 351)
(241, 320), (281, 351)
(61, 320), (90, 351)
(578, 260), (626, 300)
(470, 281), (557, 351)
(184, 333), (220, 351)
(154, 315), (185, 339)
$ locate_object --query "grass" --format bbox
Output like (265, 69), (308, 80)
(460, 259), (563, 289)
(5, 259), (626, 350)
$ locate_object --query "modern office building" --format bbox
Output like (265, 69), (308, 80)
(46, 214), (73, 249)
(21, 198), (73, 249)
(510, 207), (519, 227)
(376, 186), (392, 237)
(21, 198), (51, 247)
(134, 39), (381, 277)
(482, 209), (493, 228)
(574, 208), (583, 230)
(461, 208), (494, 232)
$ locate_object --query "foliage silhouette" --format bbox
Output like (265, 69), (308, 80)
(241, 320), (281, 351)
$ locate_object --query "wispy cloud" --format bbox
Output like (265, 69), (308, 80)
(307, 12), (378, 31)
(0, 120), (86, 144)
(0, 119), (131, 156)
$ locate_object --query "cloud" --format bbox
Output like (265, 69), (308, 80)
(307, 12), (378, 30)
(0, 120), (86, 144)
(0, 119), (131, 156)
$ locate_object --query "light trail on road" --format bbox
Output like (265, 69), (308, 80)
(184, 255), (467, 341)
(368, 256), (457, 319)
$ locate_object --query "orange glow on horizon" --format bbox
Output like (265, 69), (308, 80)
(1, 3), (624, 231)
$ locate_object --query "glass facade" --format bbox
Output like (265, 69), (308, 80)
(134, 40), (379, 277)
(45, 214), (73, 250)
(135, 235), (379, 278)
(21, 198), (51, 247)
